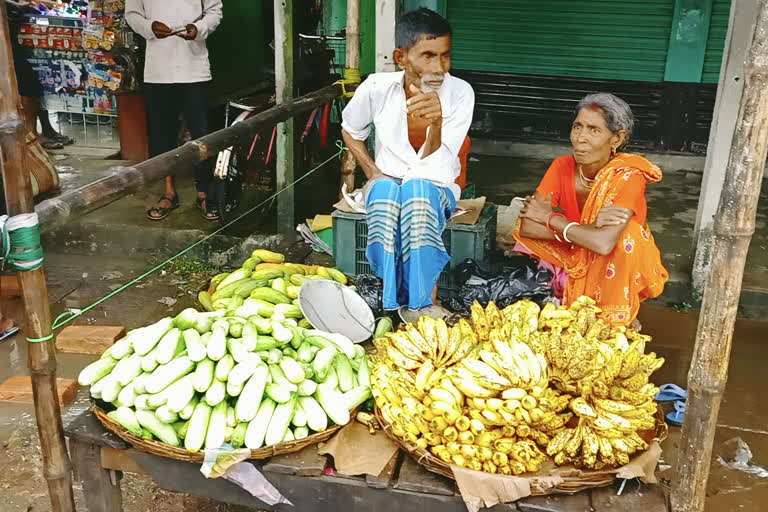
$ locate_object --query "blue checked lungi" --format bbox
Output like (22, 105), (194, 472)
(365, 178), (456, 310)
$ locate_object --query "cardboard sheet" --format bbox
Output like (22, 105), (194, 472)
(451, 197), (486, 225)
(318, 422), (400, 477)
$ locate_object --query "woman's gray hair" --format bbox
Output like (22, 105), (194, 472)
(576, 93), (634, 148)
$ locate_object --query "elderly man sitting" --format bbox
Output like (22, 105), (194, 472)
(341, 8), (474, 313)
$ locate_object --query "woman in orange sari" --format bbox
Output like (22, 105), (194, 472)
(513, 93), (668, 326)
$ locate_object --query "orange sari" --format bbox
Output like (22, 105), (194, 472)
(513, 153), (668, 325)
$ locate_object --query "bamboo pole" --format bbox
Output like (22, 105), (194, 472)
(35, 85), (341, 230)
(0, 6), (76, 512)
(340, 0), (361, 193)
(274, 0), (295, 236)
(671, 2), (768, 511)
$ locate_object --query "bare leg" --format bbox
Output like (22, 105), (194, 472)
(0, 313), (13, 333)
(164, 175), (175, 198)
(147, 176), (178, 219)
(39, 109), (62, 139)
(431, 283), (438, 305)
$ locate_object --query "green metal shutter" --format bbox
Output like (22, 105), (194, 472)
(702, 0), (731, 83)
(447, 0), (676, 82)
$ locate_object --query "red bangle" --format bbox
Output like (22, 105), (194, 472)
(546, 212), (566, 234)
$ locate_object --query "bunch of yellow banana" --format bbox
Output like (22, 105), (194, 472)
(372, 295), (664, 474)
(430, 437), (547, 475)
(376, 317), (479, 371)
(546, 417), (651, 469)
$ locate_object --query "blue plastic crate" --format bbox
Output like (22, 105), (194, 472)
(332, 203), (497, 298)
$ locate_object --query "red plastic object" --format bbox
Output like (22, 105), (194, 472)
(247, 133), (260, 160)
(318, 102), (330, 148)
(265, 126), (277, 164)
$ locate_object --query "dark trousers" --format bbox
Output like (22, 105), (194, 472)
(144, 82), (212, 195)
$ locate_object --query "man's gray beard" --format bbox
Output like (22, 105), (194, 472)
(420, 74), (444, 93)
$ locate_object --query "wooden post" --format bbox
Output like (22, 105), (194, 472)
(671, 2), (768, 511)
(340, 0), (361, 193)
(0, 7), (76, 512)
(274, 0), (295, 236)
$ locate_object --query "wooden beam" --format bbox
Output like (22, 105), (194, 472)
(375, 0), (397, 72)
(35, 84), (340, 230)
(0, 8), (76, 512)
(671, 2), (768, 511)
(70, 439), (123, 512)
(274, 0), (295, 236)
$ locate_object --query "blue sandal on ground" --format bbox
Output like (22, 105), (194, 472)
(666, 399), (686, 426)
(655, 383), (688, 402)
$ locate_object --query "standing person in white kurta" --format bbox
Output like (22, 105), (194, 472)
(126, 0), (223, 220)
(341, 8), (474, 311)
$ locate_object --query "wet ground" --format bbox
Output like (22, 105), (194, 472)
(2, 139), (767, 510)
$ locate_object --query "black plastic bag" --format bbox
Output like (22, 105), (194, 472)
(354, 274), (383, 317)
(443, 255), (556, 313)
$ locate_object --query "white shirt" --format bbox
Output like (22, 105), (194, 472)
(125, 0), (222, 84)
(341, 71), (474, 201)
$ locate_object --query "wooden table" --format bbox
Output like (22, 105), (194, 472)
(63, 409), (667, 512)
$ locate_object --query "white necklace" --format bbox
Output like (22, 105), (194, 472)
(578, 165), (596, 189)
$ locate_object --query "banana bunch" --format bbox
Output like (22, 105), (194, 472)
(546, 417), (651, 469)
(431, 437), (547, 475)
(376, 317), (479, 371)
(372, 295), (664, 474)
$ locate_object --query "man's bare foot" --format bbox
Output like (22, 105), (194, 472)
(0, 314), (14, 333)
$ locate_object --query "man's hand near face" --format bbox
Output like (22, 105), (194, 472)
(407, 84), (442, 125)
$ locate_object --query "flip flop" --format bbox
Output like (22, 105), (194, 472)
(41, 140), (64, 150)
(146, 194), (180, 221)
(666, 399), (686, 426)
(50, 134), (75, 145)
(202, 205), (220, 221)
(655, 383), (688, 402)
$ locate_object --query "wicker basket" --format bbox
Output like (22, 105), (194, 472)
(94, 405), (346, 462)
(374, 404), (668, 494)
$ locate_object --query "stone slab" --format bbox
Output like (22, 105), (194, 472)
(518, 492), (592, 512)
(262, 444), (328, 476)
(591, 482), (668, 512)
(56, 325), (126, 354)
(0, 375), (78, 406)
(393, 454), (457, 496)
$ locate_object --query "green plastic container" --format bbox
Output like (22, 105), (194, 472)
(332, 203), (498, 298)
